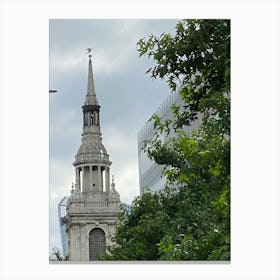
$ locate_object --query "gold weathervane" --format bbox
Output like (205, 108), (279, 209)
(86, 48), (93, 59)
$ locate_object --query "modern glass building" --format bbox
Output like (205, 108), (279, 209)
(58, 196), (68, 257)
(137, 91), (200, 194)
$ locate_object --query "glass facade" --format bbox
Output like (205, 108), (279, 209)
(58, 196), (68, 257)
(137, 91), (200, 194)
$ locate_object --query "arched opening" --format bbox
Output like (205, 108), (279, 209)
(90, 111), (94, 125)
(89, 228), (106, 260)
(79, 168), (83, 192)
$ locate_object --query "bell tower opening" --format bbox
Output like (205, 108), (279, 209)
(82, 105), (100, 128)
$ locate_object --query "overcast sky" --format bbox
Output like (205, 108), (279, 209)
(1, 1), (279, 278)
(49, 19), (179, 251)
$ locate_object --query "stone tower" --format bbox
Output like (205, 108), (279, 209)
(66, 53), (121, 261)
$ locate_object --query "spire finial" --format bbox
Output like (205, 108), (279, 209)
(86, 48), (93, 60)
(84, 47), (98, 105)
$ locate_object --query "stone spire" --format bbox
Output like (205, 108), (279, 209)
(73, 52), (111, 193)
(66, 51), (121, 261)
(84, 54), (98, 106)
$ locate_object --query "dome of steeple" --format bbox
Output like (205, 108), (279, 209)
(76, 141), (107, 156)
(74, 141), (110, 165)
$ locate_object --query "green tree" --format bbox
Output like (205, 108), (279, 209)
(138, 19), (230, 134)
(104, 195), (171, 260)
(106, 19), (230, 261)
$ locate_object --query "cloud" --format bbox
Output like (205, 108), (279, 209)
(50, 19), (178, 82)
(50, 158), (74, 200)
(50, 109), (79, 137)
(50, 50), (85, 77)
(49, 19), (179, 250)
(115, 165), (139, 204)
(50, 19), (143, 79)
(102, 125), (139, 203)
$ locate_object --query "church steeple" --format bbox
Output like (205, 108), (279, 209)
(81, 53), (101, 135)
(84, 54), (98, 106)
(66, 51), (120, 261)
(73, 53), (111, 193)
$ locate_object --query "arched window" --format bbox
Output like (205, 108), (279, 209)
(89, 228), (106, 260)
(90, 111), (94, 125)
(83, 113), (87, 126)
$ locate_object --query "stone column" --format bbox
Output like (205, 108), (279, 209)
(70, 224), (81, 261)
(97, 165), (101, 191)
(93, 111), (96, 125)
(75, 168), (80, 192)
(87, 112), (90, 126)
(80, 223), (87, 260)
(82, 166), (85, 192)
(105, 167), (110, 192)
(89, 165), (92, 191)
(100, 167), (104, 192)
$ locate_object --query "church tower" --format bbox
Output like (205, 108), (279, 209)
(66, 52), (121, 261)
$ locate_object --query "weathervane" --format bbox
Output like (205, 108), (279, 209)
(86, 48), (93, 59)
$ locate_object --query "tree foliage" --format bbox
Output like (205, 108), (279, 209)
(105, 19), (230, 261)
(49, 247), (69, 261)
(138, 19), (230, 135)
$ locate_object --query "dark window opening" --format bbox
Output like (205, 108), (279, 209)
(90, 111), (94, 125)
(89, 228), (105, 260)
